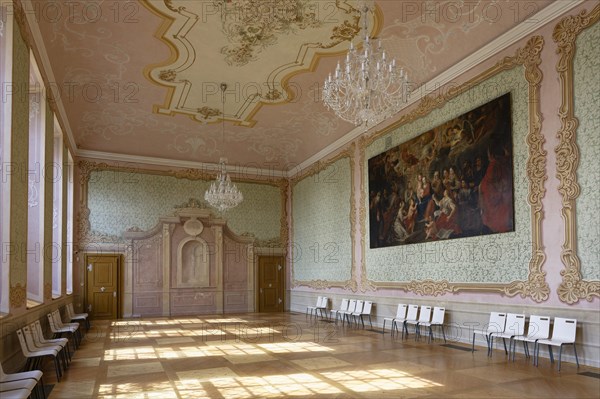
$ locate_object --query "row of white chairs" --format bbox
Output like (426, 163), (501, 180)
(11, 304), (89, 393)
(472, 312), (579, 371)
(0, 362), (44, 399)
(328, 299), (373, 327)
(382, 304), (446, 343)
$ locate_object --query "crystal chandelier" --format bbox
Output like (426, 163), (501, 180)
(322, 1), (410, 127)
(204, 83), (243, 212)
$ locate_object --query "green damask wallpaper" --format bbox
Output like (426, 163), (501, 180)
(87, 171), (282, 242)
(574, 20), (600, 280)
(292, 157), (353, 282)
(365, 67), (531, 283)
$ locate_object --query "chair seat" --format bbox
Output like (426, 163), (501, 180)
(0, 387), (33, 399)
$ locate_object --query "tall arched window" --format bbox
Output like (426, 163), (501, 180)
(27, 51), (46, 305)
(0, 0), (14, 314)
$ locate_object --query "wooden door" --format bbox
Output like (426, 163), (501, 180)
(85, 254), (120, 319)
(258, 256), (284, 312)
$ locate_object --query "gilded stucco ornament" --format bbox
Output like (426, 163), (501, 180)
(10, 284), (26, 308)
(360, 36), (549, 301)
(553, 5), (600, 304)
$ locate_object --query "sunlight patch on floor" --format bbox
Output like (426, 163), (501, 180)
(320, 368), (442, 392)
(98, 381), (177, 398)
(258, 341), (334, 353)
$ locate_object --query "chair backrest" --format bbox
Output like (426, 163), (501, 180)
(339, 298), (349, 311)
(314, 296), (323, 307)
(431, 307), (445, 324)
(65, 303), (74, 319)
(354, 300), (364, 314)
(551, 318), (577, 342)
(395, 304), (408, 319)
(406, 304), (419, 321)
(362, 301), (372, 315)
(525, 315), (551, 340)
(486, 312), (507, 333)
(504, 313), (526, 336)
(21, 326), (38, 350)
(418, 306), (432, 323)
(319, 297), (328, 308)
(15, 330), (33, 355)
(346, 299), (357, 313)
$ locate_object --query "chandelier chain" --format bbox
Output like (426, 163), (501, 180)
(204, 83), (244, 212)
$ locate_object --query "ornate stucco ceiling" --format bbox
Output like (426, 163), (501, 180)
(32, 0), (558, 172)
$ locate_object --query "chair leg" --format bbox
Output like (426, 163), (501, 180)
(441, 324), (448, 343)
(573, 343), (579, 368)
(548, 346), (554, 363)
(472, 333), (476, 352)
(502, 338), (508, 355)
(558, 345), (563, 371)
(488, 336), (493, 356)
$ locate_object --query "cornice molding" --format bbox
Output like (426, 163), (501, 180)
(77, 149), (289, 179)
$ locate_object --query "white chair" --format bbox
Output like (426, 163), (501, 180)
(418, 307), (446, 343)
(535, 317), (579, 371)
(306, 296), (323, 318)
(316, 297), (329, 319)
(330, 299), (349, 324)
(0, 381), (36, 399)
(512, 315), (550, 362)
(22, 326), (67, 374)
(31, 321), (71, 366)
(66, 302), (90, 331)
(0, 362), (43, 399)
(395, 304), (419, 339)
(341, 299), (357, 326)
(472, 312), (507, 356)
(489, 313), (525, 356)
(48, 310), (80, 350)
(354, 301), (373, 328)
(16, 329), (62, 382)
(350, 300), (364, 326)
(383, 304), (407, 336)
(406, 305), (431, 340)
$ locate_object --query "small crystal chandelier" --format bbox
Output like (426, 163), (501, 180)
(322, 1), (410, 127)
(204, 83), (243, 212)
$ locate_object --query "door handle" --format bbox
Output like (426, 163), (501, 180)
(100, 287), (106, 292)
(113, 291), (117, 298)
(260, 288), (263, 294)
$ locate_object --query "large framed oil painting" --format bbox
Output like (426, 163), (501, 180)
(368, 93), (515, 248)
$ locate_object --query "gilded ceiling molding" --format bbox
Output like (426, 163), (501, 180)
(359, 36), (550, 301)
(290, 143), (358, 292)
(553, 5), (600, 304)
(77, 160), (287, 247)
(140, 0), (372, 126)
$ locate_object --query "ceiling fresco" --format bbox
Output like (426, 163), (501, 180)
(32, 0), (556, 171)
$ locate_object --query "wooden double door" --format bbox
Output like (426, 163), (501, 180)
(258, 256), (285, 312)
